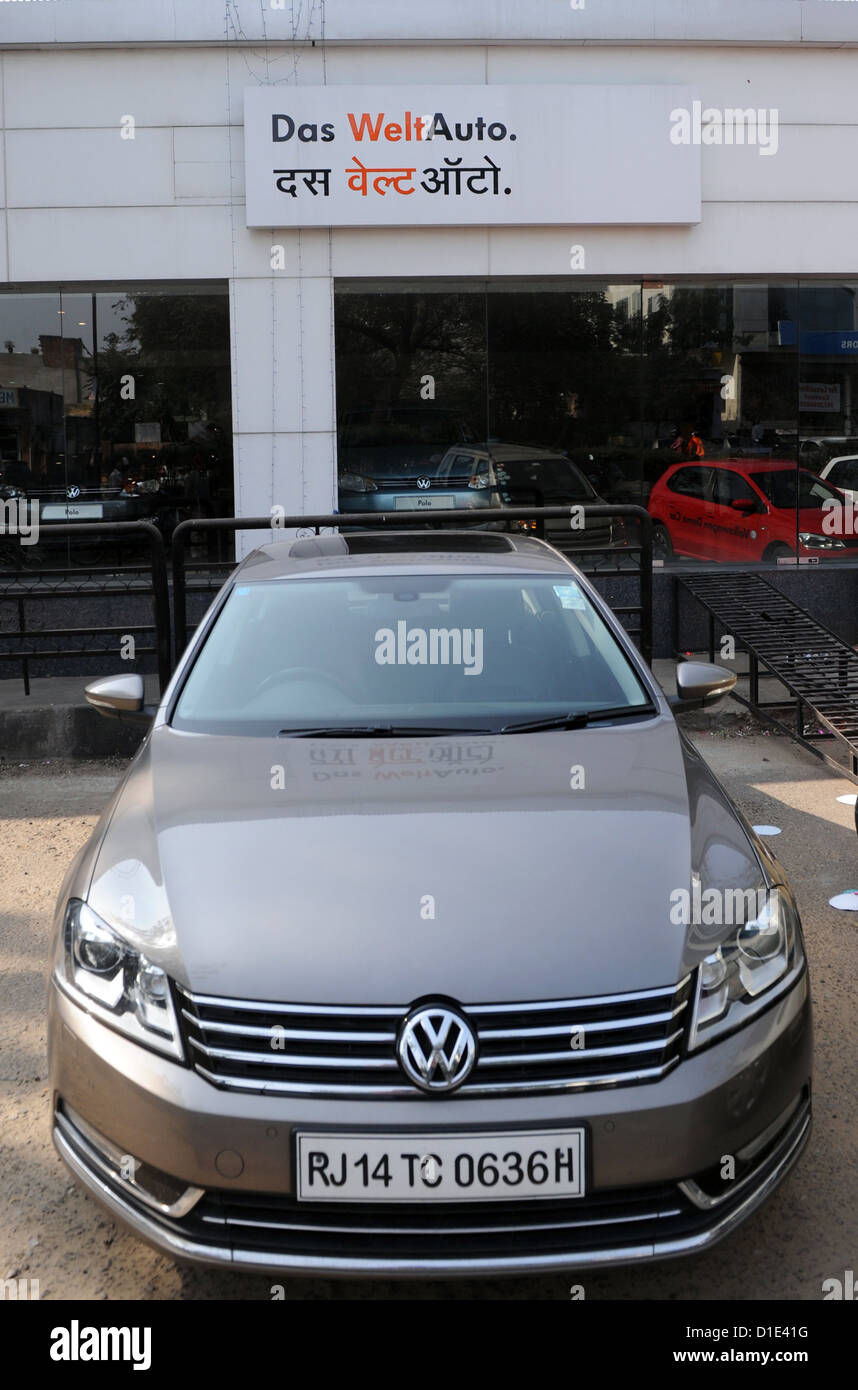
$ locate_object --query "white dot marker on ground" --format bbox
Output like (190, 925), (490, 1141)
(836, 794), (858, 806)
(829, 891), (858, 911)
(753, 825), (781, 836)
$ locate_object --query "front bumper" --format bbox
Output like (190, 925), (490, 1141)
(49, 973), (812, 1277)
(338, 490), (499, 514)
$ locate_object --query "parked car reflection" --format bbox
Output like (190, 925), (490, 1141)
(488, 444), (629, 561)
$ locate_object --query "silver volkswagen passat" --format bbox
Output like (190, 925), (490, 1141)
(48, 530), (811, 1276)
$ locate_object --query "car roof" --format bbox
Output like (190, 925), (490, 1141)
(665, 458), (799, 473)
(233, 530), (578, 583)
(456, 444), (575, 463)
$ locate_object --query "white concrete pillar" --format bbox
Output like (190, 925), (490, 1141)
(229, 234), (337, 558)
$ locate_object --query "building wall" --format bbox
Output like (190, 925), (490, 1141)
(1, 1), (856, 47)
(3, 5), (858, 535)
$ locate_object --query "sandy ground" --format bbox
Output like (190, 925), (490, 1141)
(1, 733), (857, 1301)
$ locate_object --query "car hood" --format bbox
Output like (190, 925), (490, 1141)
(339, 450), (450, 479)
(85, 719), (765, 1005)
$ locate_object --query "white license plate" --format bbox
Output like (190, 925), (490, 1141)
(41, 503), (103, 520)
(394, 494), (456, 510)
(296, 1129), (586, 1202)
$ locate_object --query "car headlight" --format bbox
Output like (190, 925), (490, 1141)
(58, 900), (183, 1059)
(799, 532), (845, 550)
(338, 472), (378, 493)
(468, 468), (496, 490)
(687, 888), (805, 1051)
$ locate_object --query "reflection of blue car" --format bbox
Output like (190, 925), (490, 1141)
(339, 452), (502, 517)
(337, 407), (501, 518)
(20, 485), (159, 559)
(35, 487), (156, 527)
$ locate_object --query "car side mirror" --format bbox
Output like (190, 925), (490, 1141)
(669, 661), (737, 710)
(84, 674), (157, 725)
(730, 498), (757, 514)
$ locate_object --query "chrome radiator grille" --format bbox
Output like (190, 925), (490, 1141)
(177, 976), (692, 1099)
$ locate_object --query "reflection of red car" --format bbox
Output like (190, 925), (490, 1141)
(648, 459), (858, 562)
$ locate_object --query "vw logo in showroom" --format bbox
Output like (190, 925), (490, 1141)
(397, 1004), (477, 1093)
(66, 485), (81, 500)
(416, 476), (431, 490)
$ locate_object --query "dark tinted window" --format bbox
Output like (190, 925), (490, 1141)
(751, 469), (842, 510)
(828, 459), (858, 489)
(713, 470), (758, 506)
(667, 467), (710, 499)
(498, 458), (597, 501)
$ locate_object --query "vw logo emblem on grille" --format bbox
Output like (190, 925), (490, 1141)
(66, 485), (81, 500)
(397, 1004), (477, 1093)
(416, 476), (431, 490)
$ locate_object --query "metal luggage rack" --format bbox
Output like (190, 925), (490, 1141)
(675, 570), (858, 784)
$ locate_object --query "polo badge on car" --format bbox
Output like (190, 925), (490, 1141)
(397, 1005), (477, 1093)
(416, 477), (431, 490)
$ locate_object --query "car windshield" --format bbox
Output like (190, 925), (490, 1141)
(171, 574), (653, 736)
(498, 458), (597, 501)
(750, 469), (843, 509)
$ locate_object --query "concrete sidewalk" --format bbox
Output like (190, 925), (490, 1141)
(0, 674), (160, 760)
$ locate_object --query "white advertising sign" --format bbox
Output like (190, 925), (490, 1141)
(799, 383), (841, 413)
(243, 85), (701, 228)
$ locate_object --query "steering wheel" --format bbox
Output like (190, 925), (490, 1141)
(255, 665), (355, 700)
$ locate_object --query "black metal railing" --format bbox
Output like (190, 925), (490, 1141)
(1, 507), (652, 698)
(675, 570), (858, 785)
(0, 521), (172, 695)
(171, 506), (652, 665)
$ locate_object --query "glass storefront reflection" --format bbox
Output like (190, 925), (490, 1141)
(0, 293), (70, 492)
(336, 279), (858, 568)
(487, 284), (643, 513)
(0, 285), (233, 566)
(334, 289), (486, 521)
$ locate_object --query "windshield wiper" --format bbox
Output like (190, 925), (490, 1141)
(278, 724), (487, 738)
(499, 704), (656, 735)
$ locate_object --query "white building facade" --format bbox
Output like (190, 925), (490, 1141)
(3, 1), (858, 561)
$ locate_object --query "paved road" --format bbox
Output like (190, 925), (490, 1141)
(1, 734), (856, 1300)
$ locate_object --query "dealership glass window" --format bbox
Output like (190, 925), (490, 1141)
(643, 282), (799, 461)
(334, 286), (487, 496)
(485, 283), (644, 508)
(0, 292), (74, 490)
(641, 282), (801, 567)
(334, 281), (644, 537)
(0, 283), (234, 563)
(334, 279), (858, 569)
(794, 283), (858, 551)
